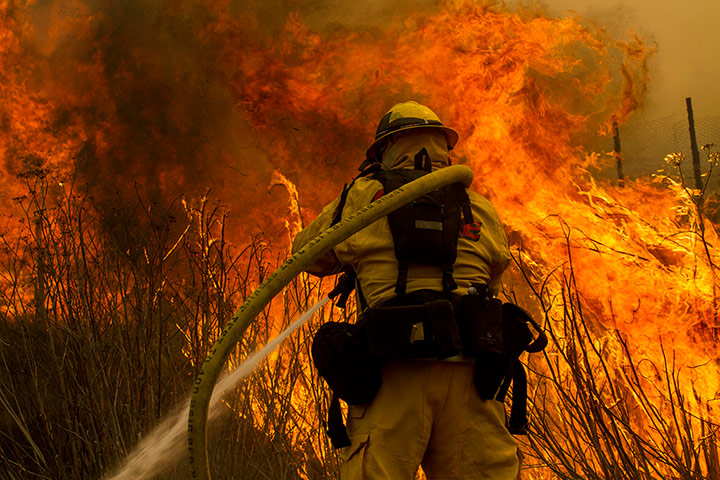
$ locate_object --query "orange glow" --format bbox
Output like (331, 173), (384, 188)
(2, 0), (718, 478)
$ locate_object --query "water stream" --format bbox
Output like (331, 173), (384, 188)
(106, 296), (330, 480)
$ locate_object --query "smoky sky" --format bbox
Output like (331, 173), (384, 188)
(534, 0), (720, 121)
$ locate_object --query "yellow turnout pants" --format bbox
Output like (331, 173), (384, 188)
(340, 361), (519, 480)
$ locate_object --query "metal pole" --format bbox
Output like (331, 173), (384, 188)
(685, 97), (703, 191)
(612, 116), (624, 186)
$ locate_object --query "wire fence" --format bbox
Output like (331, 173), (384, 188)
(610, 114), (720, 185)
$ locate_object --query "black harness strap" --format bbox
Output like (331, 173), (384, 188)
(441, 264), (457, 294)
(456, 184), (474, 225)
(508, 359), (529, 434)
(395, 262), (410, 295)
(326, 393), (351, 449)
(495, 358), (529, 435)
(331, 181), (355, 227)
(331, 160), (382, 228)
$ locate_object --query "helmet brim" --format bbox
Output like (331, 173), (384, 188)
(365, 124), (459, 159)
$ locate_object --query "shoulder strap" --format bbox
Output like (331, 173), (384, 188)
(331, 181), (354, 227)
(331, 162), (387, 227)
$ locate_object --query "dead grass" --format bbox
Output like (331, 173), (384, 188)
(0, 162), (339, 479)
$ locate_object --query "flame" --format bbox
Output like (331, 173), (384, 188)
(270, 169), (304, 241)
(2, 0), (718, 478)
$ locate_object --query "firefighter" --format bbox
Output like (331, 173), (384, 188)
(291, 101), (520, 479)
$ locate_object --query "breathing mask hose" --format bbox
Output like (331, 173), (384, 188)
(187, 165), (474, 480)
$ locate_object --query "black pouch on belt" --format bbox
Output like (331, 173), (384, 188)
(458, 293), (504, 355)
(311, 321), (381, 405)
(459, 292), (508, 399)
(365, 299), (461, 360)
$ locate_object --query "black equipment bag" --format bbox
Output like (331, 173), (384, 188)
(311, 321), (381, 449)
(457, 287), (547, 435)
(494, 300), (547, 435)
(311, 322), (381, 406)
(459, 292), (505, 356)
(458, 289), (508, 400)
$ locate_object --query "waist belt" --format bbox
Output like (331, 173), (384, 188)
(318, 287), (548, 448)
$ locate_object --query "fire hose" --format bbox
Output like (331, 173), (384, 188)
(187, 164), (474, 480)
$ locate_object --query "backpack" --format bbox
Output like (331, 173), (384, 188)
(370, 148), (474, 296)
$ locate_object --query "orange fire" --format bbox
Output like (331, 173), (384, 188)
(2, 0), (718, 478)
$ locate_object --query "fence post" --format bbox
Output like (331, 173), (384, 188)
(686, 97), (703, 191)
(612, 116), (624, 186)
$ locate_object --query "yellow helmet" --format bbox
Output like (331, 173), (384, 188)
(365, 101), (459, 160)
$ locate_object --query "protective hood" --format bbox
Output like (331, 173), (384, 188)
(381, 130), (451, 171)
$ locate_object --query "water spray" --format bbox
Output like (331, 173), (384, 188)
(106, 296), (329, 480)
(110, 298), (331, 478)
(188, 165), (474, 479)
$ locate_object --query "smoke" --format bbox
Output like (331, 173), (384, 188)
(2, 0), (654, 249)
(26, 0), (250, 197)
(4, 1), (298, 248)
(533, 0), (720, 120)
